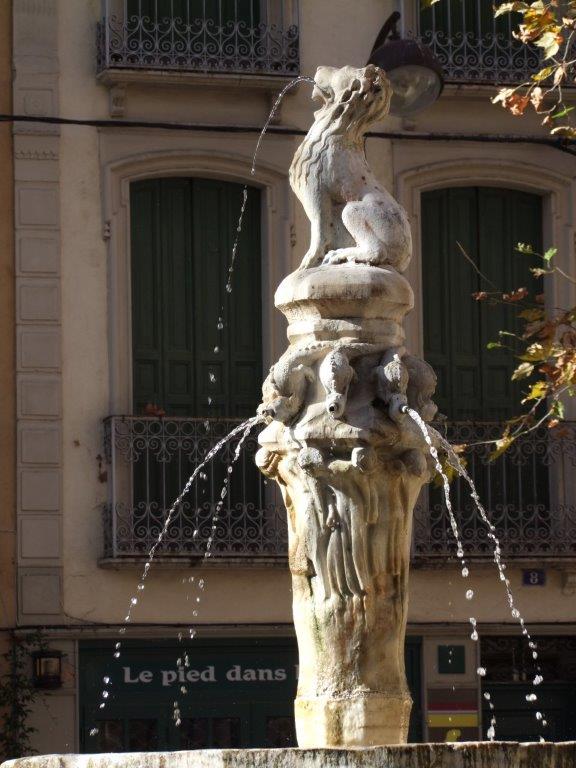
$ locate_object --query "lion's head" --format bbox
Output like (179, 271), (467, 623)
(311, 64), (392, 135)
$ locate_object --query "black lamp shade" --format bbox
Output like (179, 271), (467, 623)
(369, 37), (444, 116)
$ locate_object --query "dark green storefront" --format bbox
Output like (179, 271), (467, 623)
(80, 637), (423, 751)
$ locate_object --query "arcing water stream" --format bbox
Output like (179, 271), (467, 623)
(90, 75), (321, 740)
(405, 407), (547, 740)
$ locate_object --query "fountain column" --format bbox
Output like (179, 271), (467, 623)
(256, 65), (438, 748)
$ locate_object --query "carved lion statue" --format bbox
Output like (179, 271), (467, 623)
(290, 64), (412, 272)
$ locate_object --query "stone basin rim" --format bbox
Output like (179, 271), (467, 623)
(3, 742), (576, 767)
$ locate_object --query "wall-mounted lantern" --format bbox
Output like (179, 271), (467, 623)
(368, 12), (444, 116)
(32, 650), (64, 689)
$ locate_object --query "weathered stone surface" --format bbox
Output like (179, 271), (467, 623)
(256, 65), (438, 747)
(3, 744), (576, 768)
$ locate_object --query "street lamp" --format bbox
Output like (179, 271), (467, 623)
(32, 650), (64, 689)
(368, 12), (444, 116)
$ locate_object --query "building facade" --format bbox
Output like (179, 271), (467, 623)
(4, 0), (576, 756)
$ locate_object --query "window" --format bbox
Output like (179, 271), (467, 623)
(130, 177), (262, 419)
(419, 187), (550, 557)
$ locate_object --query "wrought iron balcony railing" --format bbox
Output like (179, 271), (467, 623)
(102, 417), (576, 563)
(412, 422), (576, 561)
(102, 416), (287, 561)
(97, 0), (300, 79)
(417, 0), (543, 84)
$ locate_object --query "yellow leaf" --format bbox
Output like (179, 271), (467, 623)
(522, 380), (548, 402)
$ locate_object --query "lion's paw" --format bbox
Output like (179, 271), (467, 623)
(322, 249), (348, 265)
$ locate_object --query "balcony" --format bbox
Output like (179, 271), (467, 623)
(101, 417), (576, 565)
(101, 416), (287, 564)
(96, 0), (300, 88)
(416, 0), (541, 85)
(413, 422), (576, 562)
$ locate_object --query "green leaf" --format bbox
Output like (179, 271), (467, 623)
(552, 399), (565, 419)
(543, 247), (557, 263)
(516, 242), (535, 254)
(487, 341), (503, 349)
(512, 362), (535, 380)
(550, 106), (575, 120)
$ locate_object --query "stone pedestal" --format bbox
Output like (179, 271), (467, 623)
(3, 743), (575, 768)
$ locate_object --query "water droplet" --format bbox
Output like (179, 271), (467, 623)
(477, 667), (486, 677)
(209, 372), (216, 383)
(466, 589), (474, 600)
(214, 346), (220, 354)
(175, 718), (181, 727)
(89, 728), (99, 737)
(536, 711), (543, 721)
(189, 628), (196, 638)
(99, 703), (106, 709)
(471, 630), (478, 641)
(217, 319), (224, 330)
(115, 642), (121, 650)
(483, 692), (491, 700)
(542, 720), (547, 727)
(227, 465), (233, 474)
(103, 676), (110, 685)
(102, 691), (109, 699)
(118, 627), (126, 635)
(461, 567), (469, 578)
(137, 583), (145, 591)
(130, 597), (138, 606)
(511, 608), (520, 619)
(526, 693), (537, 702)
(532, 651), (538, 660)
(207, 397), (212, 405)
(199, 579), (205, 590)
(533, 674), (543, 685)
(487, 725), (495, 741)
(178, 632), (183, 642)
(114, 651), (121, 659)
(226, 284), (232, 293)
(180, 686), (187, 694)
(177, 657), (182, 666)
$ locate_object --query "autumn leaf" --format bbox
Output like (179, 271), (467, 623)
(522, 380), (548, 402)
(472, 291), (488, 301)
(512, 361), (535, 380)
(503, 287), (529, 302)
(489, 435), (515, 461)
(519, 308), (545, 321)
(494, 2), (529, 18)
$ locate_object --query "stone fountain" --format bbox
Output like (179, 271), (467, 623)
(2, 64), (575, 768)
(256, 63), (437, 748)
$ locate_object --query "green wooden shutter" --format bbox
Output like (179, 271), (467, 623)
(422, 186), (542, 421)
(130, 177), (262, 418)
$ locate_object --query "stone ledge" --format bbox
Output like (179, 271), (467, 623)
(3, 744), (576, 768)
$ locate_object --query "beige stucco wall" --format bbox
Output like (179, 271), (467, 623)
(51, 0), (576, 630)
